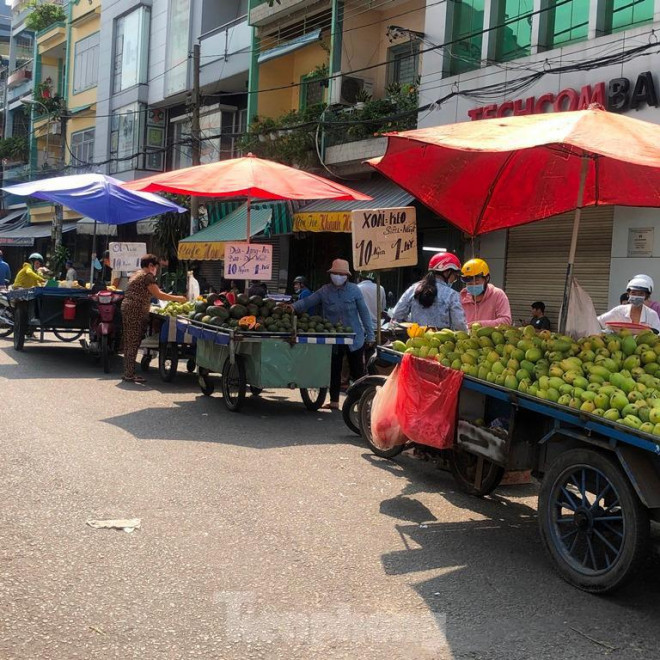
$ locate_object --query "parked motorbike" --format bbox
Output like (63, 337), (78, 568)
(81, 290), (124, 373)
(0, 288), (13, 339)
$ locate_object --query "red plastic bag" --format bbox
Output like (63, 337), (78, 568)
(370, 365), (408, 451)
(395, 354), (463, 449)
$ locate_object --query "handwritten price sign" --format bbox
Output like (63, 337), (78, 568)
(109, 242), (147, 272)
(351, 207), (417, 270)
(224, 243), (273, 280)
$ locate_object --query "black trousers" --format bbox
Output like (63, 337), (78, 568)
(330, 345), (365, 402)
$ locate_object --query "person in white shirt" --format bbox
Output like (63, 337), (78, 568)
(357, 272), (386, 326)
(598, 274), (660, 333)
(65, 260), (77, 283)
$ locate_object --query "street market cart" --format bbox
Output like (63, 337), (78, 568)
(180, 317), (354, 412)
(140, 312), (197, 382)
(7, 287), (91, 351)
(352, 347), (660, 594)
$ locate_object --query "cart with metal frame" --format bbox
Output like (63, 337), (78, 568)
(140, 313), (197, 382)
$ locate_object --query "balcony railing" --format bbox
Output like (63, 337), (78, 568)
(249, 0), (318, 27)
(199, 15), (251, 86)
(7, 62), (33, 89)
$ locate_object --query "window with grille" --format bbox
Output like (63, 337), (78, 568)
(387, 42), (420, 86)
(299, 75), (326, 110)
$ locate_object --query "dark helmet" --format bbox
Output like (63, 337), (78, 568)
(293, 276), (308, 286)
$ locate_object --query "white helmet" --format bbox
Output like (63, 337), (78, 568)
(627, 274), (654, 294)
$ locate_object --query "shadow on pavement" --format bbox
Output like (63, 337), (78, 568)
(367, 450), (660, 659)
(101, 394), (366, 449)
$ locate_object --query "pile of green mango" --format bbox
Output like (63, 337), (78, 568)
(391, 324), (660, 437)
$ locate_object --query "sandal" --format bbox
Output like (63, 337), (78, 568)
(122, 375), (146, 384)
(322, 401), (340, 410)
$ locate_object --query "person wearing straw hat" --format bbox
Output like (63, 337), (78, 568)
(291, 258), (374, 409)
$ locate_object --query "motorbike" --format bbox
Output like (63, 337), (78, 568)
(0, 288), (13, 339)
(81, 290), (124, 373)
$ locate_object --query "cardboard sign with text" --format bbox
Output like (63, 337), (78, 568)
(351, 207), (417, 270)
(109, 242), (147, 272)
(224, 243), (273, 280)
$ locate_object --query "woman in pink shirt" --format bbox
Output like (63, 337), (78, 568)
(459, 258), (512, 328)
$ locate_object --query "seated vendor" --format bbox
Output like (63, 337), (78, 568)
(13, 253), (46, 289)
(598, 275), (660, 332)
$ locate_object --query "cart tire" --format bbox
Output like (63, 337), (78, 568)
(198, 368), (215, 396)
(13, 304), (25, 351)
(186, 358), (196, 373)
(250, 386), (263, 396)
(342, 388), (362, 435)
(221, 357), (246, 412)
(300, 387), (327, 411)
(159, 342), (179, 382)
(140, 355), (151, 372)
(448, 447), (505, 497)
(53, 329), (84, 342)
(359, 386), (405, 459)
(101, 334), (110, 374)
(0, 307), (13, 338)
(538, 448), (650, 594)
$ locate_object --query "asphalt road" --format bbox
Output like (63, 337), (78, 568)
(1, 337), (659, 660)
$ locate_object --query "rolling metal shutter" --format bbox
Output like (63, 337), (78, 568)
(505, 207), (614, 329)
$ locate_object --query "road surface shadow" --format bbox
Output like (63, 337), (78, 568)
(101, 395), (366, 449)
(370, 451), (660, 659)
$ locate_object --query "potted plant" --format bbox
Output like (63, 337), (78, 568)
(310, 62), (329, 88)
(354, 88), (372, 110)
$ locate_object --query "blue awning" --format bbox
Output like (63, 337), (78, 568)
(258, 28), (322, 64)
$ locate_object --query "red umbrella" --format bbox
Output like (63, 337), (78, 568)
(124, 153), (371, 247)
(123, 153), (371, 201)
(368, 106), (660, 328)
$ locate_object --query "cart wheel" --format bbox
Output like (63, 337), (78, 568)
(250, 386), (263, 396)
(54, 329), (84, 342)
(198, 367), (215, 396)
(300, 387), (327, 411)
(186, 358), (196, 373)
(159, 342), (179, 382)
(222, 357), (246, 412)
(360, 385), (405, 459)
(0, 306), (13, 339)
(12, 304), (26, 352)
(140, 355), (151, 372)
(448, 447), (505, 497)
(101, 334), (110, 374)
(342, 388), (362, 435)
(538, 448), (650, 594)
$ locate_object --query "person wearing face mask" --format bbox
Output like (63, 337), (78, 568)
(291, 259), (374, 409)
(392, 252), (467, 330)
(460, 258), (512, 328)
(598, 275), (660, 332)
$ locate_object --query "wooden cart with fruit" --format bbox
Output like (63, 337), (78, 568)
(349, 323), (660, 594)
(179, 316), (354, 413)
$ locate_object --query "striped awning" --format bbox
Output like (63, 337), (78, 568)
(293, 177), (413, 232)
(178, 203), (273, 260)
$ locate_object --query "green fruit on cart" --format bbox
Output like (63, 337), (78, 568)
(603, 408), (621, 421)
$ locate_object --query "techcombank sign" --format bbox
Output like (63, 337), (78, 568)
(468, 71), (659, 120)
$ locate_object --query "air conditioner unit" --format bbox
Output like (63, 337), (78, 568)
(330, 74), (374, 105)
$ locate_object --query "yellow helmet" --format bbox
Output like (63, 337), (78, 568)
(461, 258), (490, 278)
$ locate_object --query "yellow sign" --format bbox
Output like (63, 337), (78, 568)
(293, 211), (352, 233)
(351, 206), (418, 270)
(177, 241), (226, 260)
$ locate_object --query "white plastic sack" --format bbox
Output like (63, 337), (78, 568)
(187, 270), (200, 302)
(564, 278), (602, 339)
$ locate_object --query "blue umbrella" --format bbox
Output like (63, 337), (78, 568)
(3, 173), (187, 283)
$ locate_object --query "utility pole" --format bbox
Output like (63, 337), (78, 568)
(52, 111), (68, 255)
(190, 43), (201, 236)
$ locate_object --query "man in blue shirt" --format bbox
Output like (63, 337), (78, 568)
(292, 259), (374, 409)
(0, 250), (11, 286)
(293, 275), (318, 315)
